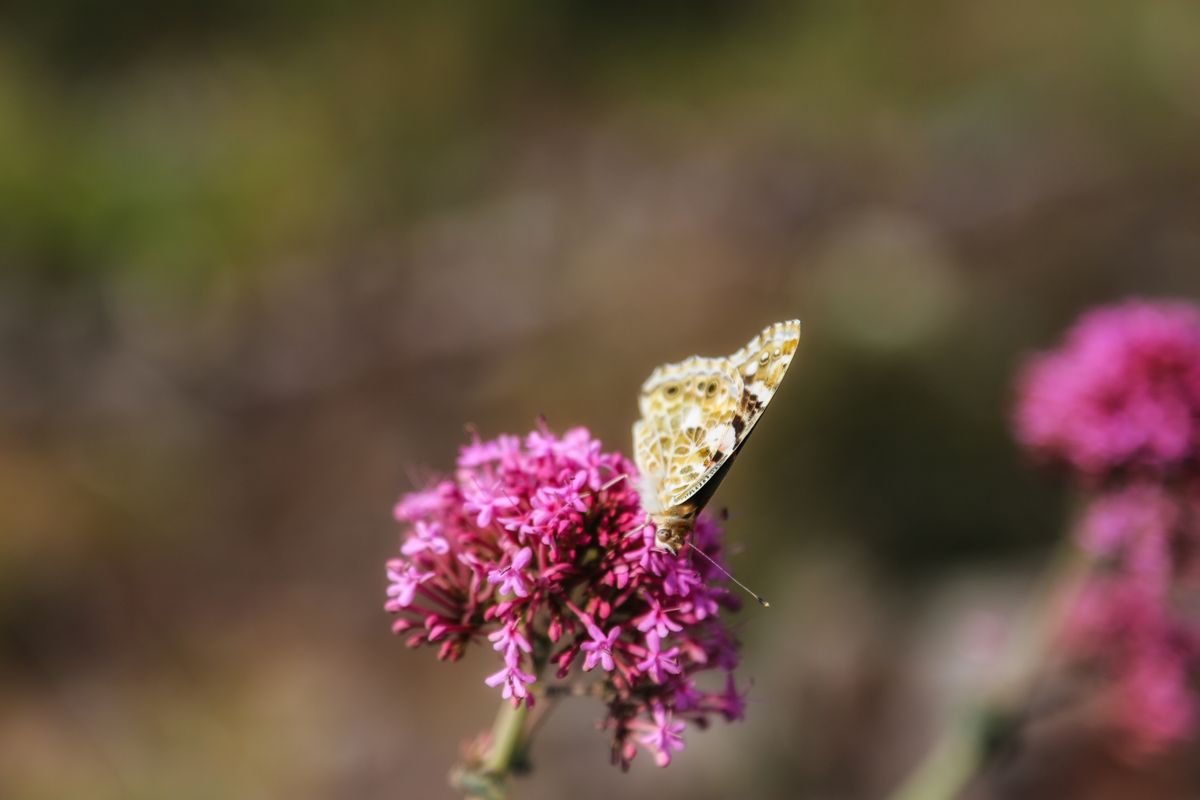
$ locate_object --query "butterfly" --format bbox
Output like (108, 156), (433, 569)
(632, 320), (801, 556)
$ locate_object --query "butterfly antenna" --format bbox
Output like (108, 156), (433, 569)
(686, 542), (770, 608)
(579, 473), (631, 503)
(600, 473), (629, 492)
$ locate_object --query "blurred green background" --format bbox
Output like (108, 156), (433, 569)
(3, 2), (1200, 798)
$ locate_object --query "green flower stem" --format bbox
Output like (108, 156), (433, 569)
(452, 647), (556, 800)
(451, 700), (529, 800)
(889, 709), (986, 800)
(483, 699), (529, 778)
(887, 527), (1089, 800)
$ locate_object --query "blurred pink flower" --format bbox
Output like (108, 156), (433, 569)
(384, 424), (746, 769)
(485, 662), (536, 702)
(581, 624), (621, 673)
(1118, 644), (1195, 753)
(631, 705), (687, 767)
(1064, 572), (1198, 754)
(1018, 300), (1200, 754)
(400, 520), (449, 556)
(1078, 483), (1176, 575)
(1014, 299), (1200, 478)
(635, 631), (683, 684)
(486, 546), (533, 598)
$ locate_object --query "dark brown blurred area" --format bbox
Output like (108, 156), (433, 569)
(2, 2), (1200, 798)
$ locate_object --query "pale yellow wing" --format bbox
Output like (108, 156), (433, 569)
(724, 318), (802, 449)
(632, 320), (801, 512)
(633, 357), (743, 512)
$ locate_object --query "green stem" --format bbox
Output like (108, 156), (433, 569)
(886, 525), (1089, 800)
(483, 700), (529, 777)
(450, 700), (529, 800)
(889, 710), (985, 800)
(451, 640), (556, 799)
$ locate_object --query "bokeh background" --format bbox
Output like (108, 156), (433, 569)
(3, 2), (1200, 798)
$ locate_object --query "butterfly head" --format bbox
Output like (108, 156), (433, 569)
(650, 514), (693, 556)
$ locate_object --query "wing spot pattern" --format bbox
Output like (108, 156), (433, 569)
(633, 319), (801, 516)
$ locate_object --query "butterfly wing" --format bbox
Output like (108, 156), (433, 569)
(722, 318), (802, 453)
(633, 320), (801, 513)
(632, 418), (667, 513)
(633, 357), (744, 514)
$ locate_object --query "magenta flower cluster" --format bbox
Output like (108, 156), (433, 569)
(1066, 482), (1200, 753)
(1015, 299), (1200, 754)
(1015, 299), (1200, 478)
(385, 425), (746, 769)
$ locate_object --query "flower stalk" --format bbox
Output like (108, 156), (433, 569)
(483, 698), (529, 777)
(451, 699), (530, 800)
(888, 530), (1088, 800)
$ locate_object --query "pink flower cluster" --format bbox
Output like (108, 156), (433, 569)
(1016, 299), (1200, 754)
(1015, 299), (1200, 478)
(385, 425), (746, 769)
(1066, 483), (1200, 753)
